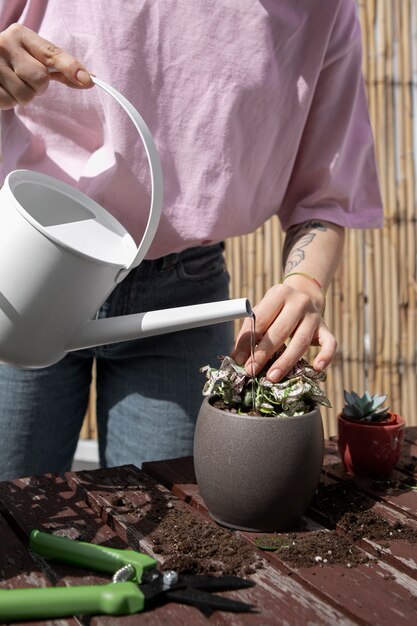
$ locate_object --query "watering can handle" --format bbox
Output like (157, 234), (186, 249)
(48, 70), (163, 276)
(91, 77), (163, 276)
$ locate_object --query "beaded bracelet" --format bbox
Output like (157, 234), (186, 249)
(282, 271), (327, 315)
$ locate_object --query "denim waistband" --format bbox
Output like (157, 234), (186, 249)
(151, 242), (225, 272)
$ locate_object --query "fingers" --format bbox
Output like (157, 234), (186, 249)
(19, 25), (92, 86)
(231, 283), (337, 381)
(311, 324), (338, 372)
(0, 56), (48, 108)
(0, 24), (92, 108)
(265, 321), (336, 382)
(232, 288), (283, 363)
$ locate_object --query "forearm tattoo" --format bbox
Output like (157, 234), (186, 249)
(282, 220), (327, 272)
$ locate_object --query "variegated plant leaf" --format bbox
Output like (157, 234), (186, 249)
(201, 353), (332, 417)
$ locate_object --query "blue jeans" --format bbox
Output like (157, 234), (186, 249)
(0, 243), (233, 480)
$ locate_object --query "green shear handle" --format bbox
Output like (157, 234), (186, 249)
(30, 529), (156, 580)
(0, 582), (144, 621)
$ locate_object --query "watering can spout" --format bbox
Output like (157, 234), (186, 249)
(66, 298), (253, 352)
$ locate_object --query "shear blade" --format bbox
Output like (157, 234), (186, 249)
(165, 587), (255, 613)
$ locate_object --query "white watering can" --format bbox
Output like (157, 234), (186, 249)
(0, 77), (252, 368)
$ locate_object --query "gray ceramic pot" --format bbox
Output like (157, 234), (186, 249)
(193, 396), (324, 532)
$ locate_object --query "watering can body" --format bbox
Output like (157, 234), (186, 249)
(0, 169), (138, 367)
(0, 79), (251, 369)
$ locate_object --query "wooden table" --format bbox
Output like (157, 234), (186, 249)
(1, 429), (417, 625)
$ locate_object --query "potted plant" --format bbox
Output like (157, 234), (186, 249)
(338, 390), (406, 477)
(193, 353), (331, 532)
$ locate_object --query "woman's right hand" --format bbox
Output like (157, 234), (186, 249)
(0, 23), (92, 109)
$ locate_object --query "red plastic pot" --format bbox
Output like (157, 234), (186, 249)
(337, 411), (405, 477)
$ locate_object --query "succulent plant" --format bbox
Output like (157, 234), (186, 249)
(342, 390), (390, 423)
(200, 352), (331, 417)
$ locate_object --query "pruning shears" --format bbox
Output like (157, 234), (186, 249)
(0, 530), (256, 621)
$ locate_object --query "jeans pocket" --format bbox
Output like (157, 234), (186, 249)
(176, 244), (227, 282)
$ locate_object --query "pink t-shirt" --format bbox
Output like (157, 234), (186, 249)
(0, 0), (383, 259)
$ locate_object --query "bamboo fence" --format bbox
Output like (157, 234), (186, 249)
(82, 0), (417, 440)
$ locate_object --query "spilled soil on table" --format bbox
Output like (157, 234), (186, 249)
(145, 479), (417, 572)
(312, 480), (417, 544)
(260, 480), (417, 568)
(150, 507), (264, 576)
(107, 490), (262, 576)
(108, 470), (417, 573)
(255, 530), (369, 568)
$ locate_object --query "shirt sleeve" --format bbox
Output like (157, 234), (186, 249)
(278, 0), (384, 231)
(0, 0), (26, 31)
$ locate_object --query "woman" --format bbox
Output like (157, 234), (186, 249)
(0, 0), (383, 479)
